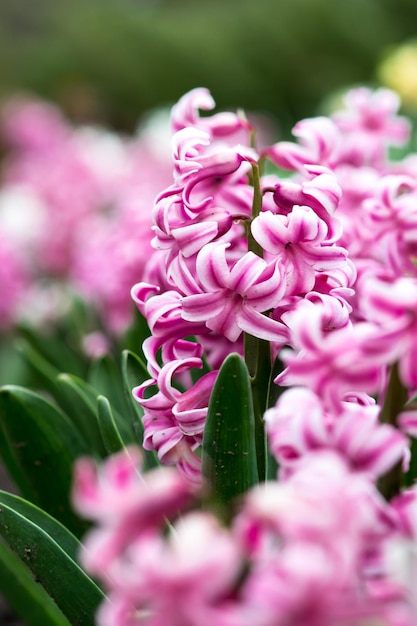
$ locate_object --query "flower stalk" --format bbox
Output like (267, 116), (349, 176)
(378, 362), (408, 499)
(244, 161), (271, 482)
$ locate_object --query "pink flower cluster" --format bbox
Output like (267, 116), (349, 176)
(72, 86), (417, 625)
(73, 447), (417, 626)
(0, 96), (171, 334)
(131, 86), (417, 478)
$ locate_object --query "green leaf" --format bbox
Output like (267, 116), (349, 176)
(0, 539), (71, 626)
(55, 373), (107, 458)
(120, 350), (148, 434)
(89, 353), (129, 417)
(0, 492), (105, 626)
(0, 491), (81, 560)
(406, 392), (417, 407)
(121, 350), (159, 469)
(121, 307), (151, 360)
(16, 339), (77, 418)
(0, 386), (89, 536)
(121, 350), (150, 407)
(202, 353), (258, 513)
(96, 395), (126, 454)
(89, 354), (137, 446)
(378, 362), (408, 500)
(17, 324), (86, 379)
(265, 354), (284, 480)
(404, 435), (417, 488)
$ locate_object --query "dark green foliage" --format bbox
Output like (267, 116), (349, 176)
(202, 353), (258, 513)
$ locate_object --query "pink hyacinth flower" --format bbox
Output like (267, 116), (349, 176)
(181, 241), (287, 342)
(98, 512), (242, 626)
(72, 447), (195, 574)
(359, 275), (417, 389)
(334, 87), (410, 145)
(264, 116), (341, 171)
(230, 451), (403, 626)
(267, 164), (342, 233)
(276, 306), (390, 411)
(251, 206), (347, 295)
(264, 387), (407, 480)
(171, 87), (251, 141)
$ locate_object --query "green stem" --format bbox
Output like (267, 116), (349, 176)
(246, 163), (264, 259)
(243, 161), (270, 481)
(378, 362), (408, 500)
(244, 334), (270, 481)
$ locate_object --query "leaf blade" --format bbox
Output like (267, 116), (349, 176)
(96, 395), (126, 455)
(0, 385), (89, 536)
(202, 353), (258, 512)
(0, 493), (105, 626)
(0, 538), (71, 626)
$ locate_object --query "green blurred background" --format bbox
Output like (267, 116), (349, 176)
(1, 0), (417, 133)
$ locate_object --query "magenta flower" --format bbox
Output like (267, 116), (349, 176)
(72, 447), (195, 574)
(266, 164), (342, 232)
(134, 356), (216, 439)
(264, 116), (340, 171)
(251, 205), (347, 295)
(362, 175), (417, 276)
(359, 275), (417, 389)
(171, 87), (251, 141)
(276, 305), (390, 411)
(1, 95), (69, 152)
(181, 241), (287, 342)
(264, 387), (407, 480)
(101, 513), (241, 626)
(230, 452), (408, 626)
(333, 87), (410, 166)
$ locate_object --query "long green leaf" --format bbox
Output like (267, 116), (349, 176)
(121, 307), (151, 360)
(0, 385), (89, 536)
(0, 539), (71, 626)
(89, 353), (130, 418)
(0, 492), (105, 626)
(202, 353), (258, 513)
(17, 324), (86, 379)
(265, 354), (283, 480)
(378, 363), (408, 499)
(121, 349), (149, 427)
(0, 491), (80, 560)
(96, 395), (126, 454)
(16, 339), (79, 419)
(56, 374), (107, 458)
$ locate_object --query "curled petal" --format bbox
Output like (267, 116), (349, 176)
(229, 252), (269, 294)
(173, 370), (218, 435)
(238, 305), (288, 343)
(246, 260), (285, 310)
(182, 147), (257, 212)
(265, 117), (340, 170)
(181, 291), (226, 323)
(205, 294), (243, 342)
(171, 88), (216, 132)
(171, 220), (227, 258)
(172, 127), (210, 178)
(131, 281), (160, 311)
(196, 241), (231, 291)
(303, 165), (342, 217)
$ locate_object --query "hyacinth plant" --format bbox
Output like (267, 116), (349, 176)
(1, 85), (417, 626)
